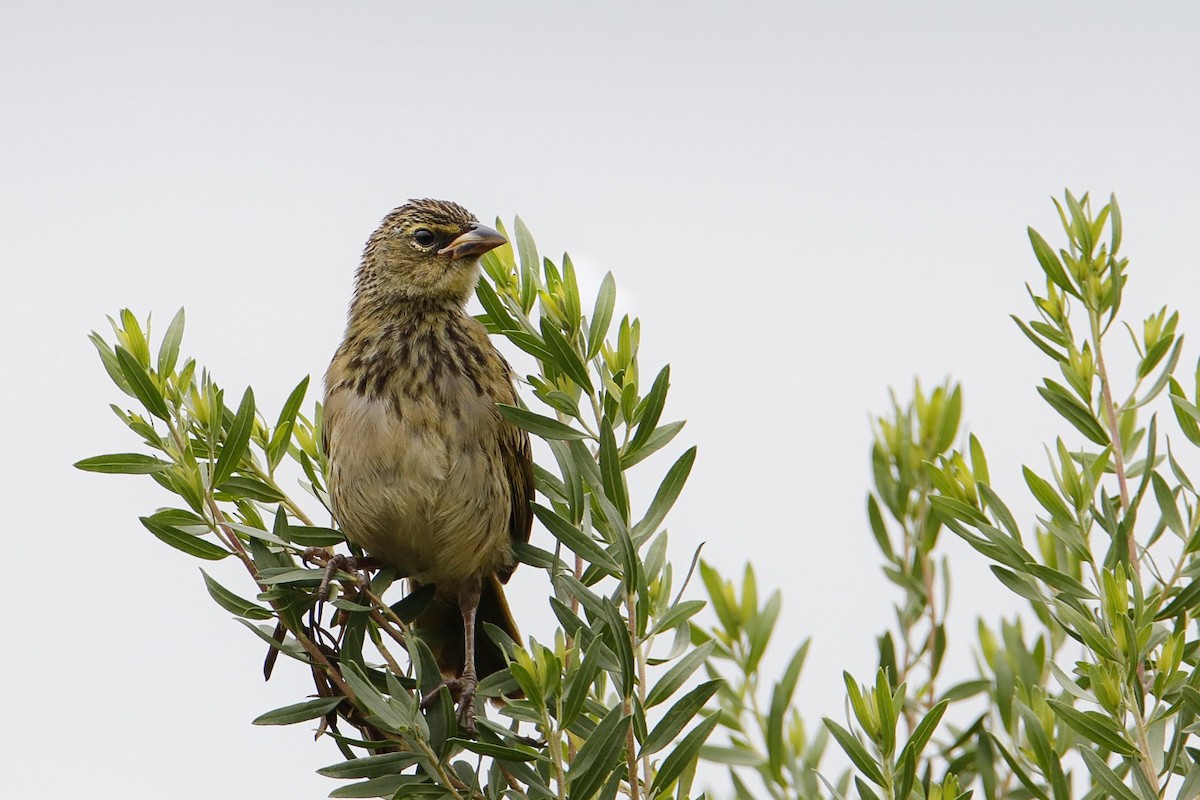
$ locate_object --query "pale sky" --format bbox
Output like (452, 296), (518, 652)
(5, 3), (1200, 798)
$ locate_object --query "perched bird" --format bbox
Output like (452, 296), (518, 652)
(323, 199), (533, 734)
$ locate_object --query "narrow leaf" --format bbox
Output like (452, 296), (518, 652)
(74, 453), (170, 474)
(496, 404), (588, 440)
(213, 387), (255, 487)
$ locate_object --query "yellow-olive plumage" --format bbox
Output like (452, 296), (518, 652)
(323, 199), (532, 732)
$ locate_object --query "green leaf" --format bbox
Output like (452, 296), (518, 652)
(598, 418), (629, 523)
(633, 446), (696, 539)
(767, 641), (809, 779)
(447, 737), (545, 762)
(649, 712), (721, 797)
(1024, 563), (1095, 600)
(532, 503), (620, 572)
(213, 387), (255, 487)
(115, 345), (171, 421)
(897, 700), (948, 766)
(74, 453), (170, 474)
(1155, 579), (1200, 620)
(316, 752), (421, 779)
(1077, 747), (1141, 800)
(329, 776), (426, 798)
(476, 278), (519, 332)
(587, 272), (617, 360)
(1151, 471), (1185, 538)
(200, 569), (273, 619)
(1047, 700), (1136, 755)
(630, 365), (670, 452)
(252, 696), (342, 725)
(1023, 466), (1074, 522)
(214, 476), (285, 502)
(648, 599), (705, 637)
(157, 307), (186, 376)
(621, 420), (686, 469)
(140, 516), (229, 560)
(823, 718), (885, 786)
(567, 705), (629, 800)
(561, 647), (601, 728)
(990, 566), (1043, 602)
(89, 332), (135, 397)
(1028, 227), (1079, 297)
(1011, 315), (1067, 363)
(646, 641), (716, 707)
(867, 495), (893, 560)
(540, 319), (594, 392)
(641, 680), (721, 757)
(268, 376), (309, 470)
(284, 525), (345, 547)
(340, 662), (413, 734)
(514, 215), (539, 314)
(1037, 381), (1109, 445)
(495, 404), (588, 440)
(1169, 382), (1200, 446)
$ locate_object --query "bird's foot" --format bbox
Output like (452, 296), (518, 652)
(302, 551), (377, 601)
(419, 675), (480, 737)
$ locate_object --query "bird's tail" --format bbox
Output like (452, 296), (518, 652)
(412, 575), (521, 683)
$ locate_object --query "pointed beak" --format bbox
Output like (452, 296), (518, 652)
(439, 223), (507, 260)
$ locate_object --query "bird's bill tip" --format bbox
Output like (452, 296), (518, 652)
(439, 224), (507, 260)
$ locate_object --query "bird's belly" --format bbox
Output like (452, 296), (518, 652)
(326, 389), (512, 588)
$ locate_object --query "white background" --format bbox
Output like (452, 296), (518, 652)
(4, 2), (1200, 797)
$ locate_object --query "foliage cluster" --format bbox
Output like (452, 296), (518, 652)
(80, 193), (1200, 800)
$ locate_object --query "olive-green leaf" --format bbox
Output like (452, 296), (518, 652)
(200, 568), (273, 619)
(587, 272), (617, 360)
(598, 418), (629, 523)
(495, 404), (588, 440)
(646, 640), (716, 708)
(649, 712), (721, 796)
(641, 680), (721, 757)
(767, 640), (809, 779)
(632, 446), (696, 539)
(1023, 466), (1074, 522)
(532, 503), (619, 572)
(1036, 382), (1109, 445)
(1028, 227), (1079, 298)
(446, 737), (545, 762)
(140, 516), (229, 560)
(284, 525), (345, 547)
(268, 376), (309, 470)
(1077, 747), (1141, 800)
(317, 752), (421, 779)
(74, 453), (170, 474)
(567, 705), (629, 800)
(630, 365), (670, 452)
(213, 387), (255, 487)
(115, 345), (171, 420)
(252, 696), (342, 725)
(157, 307), (186, 376)
(823, 718), (886, 786)
(214, 476), (285, 502)
(514, 215), (539, 314)
(1047, 700), (1136, 755)
(540, 320), (594, 393)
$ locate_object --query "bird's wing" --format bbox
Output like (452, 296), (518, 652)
(497, 362), (533, 583)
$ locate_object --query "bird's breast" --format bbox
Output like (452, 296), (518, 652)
(323, 377), (513, 588)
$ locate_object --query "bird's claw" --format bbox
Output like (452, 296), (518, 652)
(419, 676), (479, 737)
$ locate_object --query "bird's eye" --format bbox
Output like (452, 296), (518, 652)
(413, 229), (437, 248)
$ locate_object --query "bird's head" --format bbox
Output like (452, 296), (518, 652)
(356, 198), (507, 305)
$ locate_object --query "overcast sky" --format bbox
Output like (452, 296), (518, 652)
(4, 2), (1200, 798)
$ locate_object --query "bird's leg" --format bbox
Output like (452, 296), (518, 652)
(455, 576), (483, 737)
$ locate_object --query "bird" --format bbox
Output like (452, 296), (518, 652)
(322, 198), (533, 735)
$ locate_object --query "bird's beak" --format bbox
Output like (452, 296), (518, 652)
(439, 223), (507, 260)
